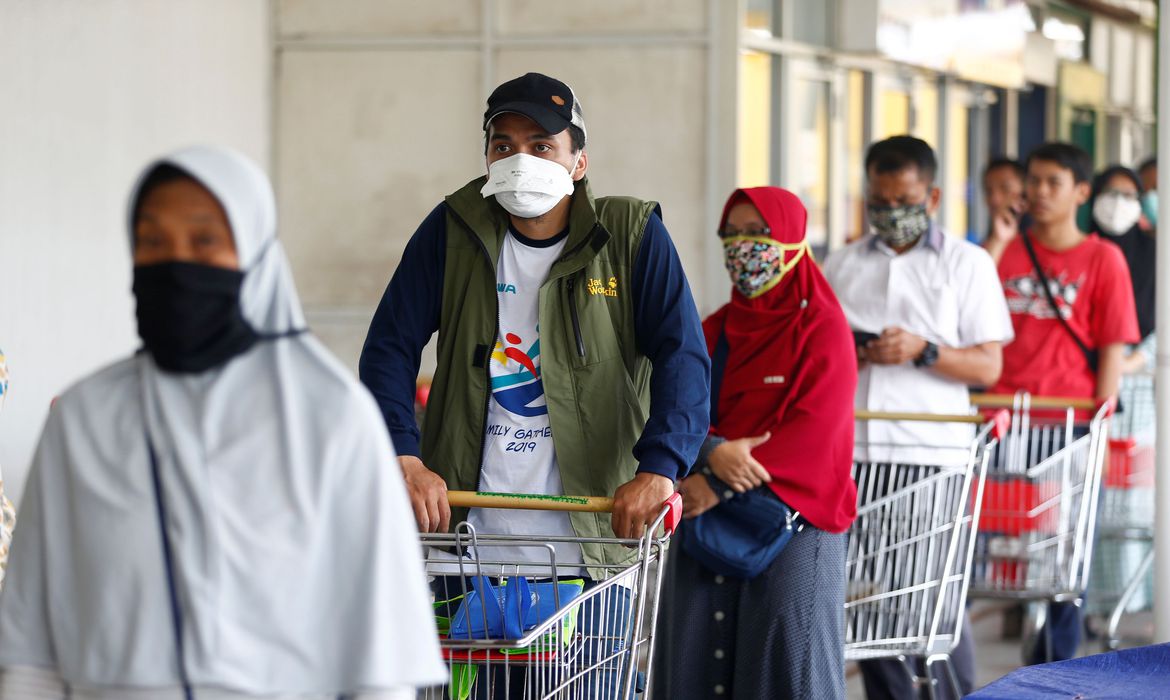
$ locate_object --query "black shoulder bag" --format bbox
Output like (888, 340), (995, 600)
(1019, 232), (1099, 373)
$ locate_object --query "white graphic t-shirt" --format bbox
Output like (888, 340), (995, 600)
(465, 227), (584, 571)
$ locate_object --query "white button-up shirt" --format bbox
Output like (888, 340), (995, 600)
(824, 226), (1013, 465)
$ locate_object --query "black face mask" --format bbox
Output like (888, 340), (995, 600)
(132, 262), (258, 374)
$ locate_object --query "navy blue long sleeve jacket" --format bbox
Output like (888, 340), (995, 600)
(358, 203), (710, 481)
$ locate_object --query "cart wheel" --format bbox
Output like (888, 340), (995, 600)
(1020, 601), (1048, 665)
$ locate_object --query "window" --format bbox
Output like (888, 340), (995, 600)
(745, 0), (834, 46)
(738, 50), (773, 187)
(787, 77), (832, 250)
(845, 70), (868, 243)
(946, 92), (970, 239)
(879, 87), (911, 138)
(745, 0), (775, 37)
(787, 1), (831, 47)
(1043, 10), (1088, 62)
(913, 78), (939, 146)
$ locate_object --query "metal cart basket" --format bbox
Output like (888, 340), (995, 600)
(1087, 373), (1156, 649)
(846, 410), (1006, 699)
(967, 394), (1112, 603)
(420, 491), (681, 700)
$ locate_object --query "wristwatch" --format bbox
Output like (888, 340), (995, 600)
(913, 341), (939, 368)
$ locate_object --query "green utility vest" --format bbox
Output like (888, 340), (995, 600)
(420, 176), (661, 575)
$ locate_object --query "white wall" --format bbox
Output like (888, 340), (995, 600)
(0, 0), (270, 503)
(274, 0), (738, 378)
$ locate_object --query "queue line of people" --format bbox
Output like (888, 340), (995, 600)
(0, 70), (1157, 700)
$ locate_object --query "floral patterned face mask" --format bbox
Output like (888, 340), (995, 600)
(722, 236), (808, 299)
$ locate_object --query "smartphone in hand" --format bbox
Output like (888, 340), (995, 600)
(852, 330), (879, 347)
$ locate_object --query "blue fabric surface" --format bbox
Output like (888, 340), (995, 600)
(969, 643), (1170, 699)
(448, 576), (583, 639)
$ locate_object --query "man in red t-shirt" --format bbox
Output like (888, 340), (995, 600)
(991, 142), (1138, 664)
(992, 142), (1139, 403)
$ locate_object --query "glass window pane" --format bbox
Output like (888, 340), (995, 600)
(1044, 12), (1087, 62)
(745, 0), (774, 37)
(789, 0), (830, 46)
(788, 78), (831, 250)
(1134, 122), (1155, 164)
(913, 79), (939, 146)
(1109, 25), (1135, 107)
(738, 50), (772, 187)
(879, 88), (910, 138)
(846, 70), (867, 244)
(946, 95), (970, 239)
(1135, 33), (1154, 113)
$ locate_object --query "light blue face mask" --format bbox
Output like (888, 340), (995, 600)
(1141, 190), (1158, 228)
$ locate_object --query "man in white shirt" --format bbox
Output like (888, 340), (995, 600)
(824, 135), (1014, 700)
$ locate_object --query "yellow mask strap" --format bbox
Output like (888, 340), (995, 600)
(722, 237), (810, 298)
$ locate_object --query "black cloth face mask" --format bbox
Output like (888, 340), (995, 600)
(133, 262), (259, 374)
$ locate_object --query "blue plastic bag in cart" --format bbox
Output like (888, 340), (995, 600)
(449, 576), (584, 640)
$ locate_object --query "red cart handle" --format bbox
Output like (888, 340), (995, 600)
(662, 491), (683, 536)
(990, 409), (1011, 441)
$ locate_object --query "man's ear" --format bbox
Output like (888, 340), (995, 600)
(572, 150), (588, 181)
(927, 186), (942, 216)
(1074, 180), (1091, 206)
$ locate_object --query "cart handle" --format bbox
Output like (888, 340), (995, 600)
(854, 409), (1010, 439)
(447, 490), (684, 536)
(969, 393), (1101, 411)
(990, 409), (1011, 440)
(854, 410), (986, 423)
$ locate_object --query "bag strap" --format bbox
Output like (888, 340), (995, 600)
(709, 322), (729, 427)
(147, 435), (351, 700)
(502, 576), (532, 640)
(1018, 231), (1098, 371)
(145, 435), (195, 700)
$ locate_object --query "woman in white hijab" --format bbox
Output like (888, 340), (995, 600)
(0, 146), (446, 699)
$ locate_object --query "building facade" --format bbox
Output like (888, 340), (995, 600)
(273, 0), (1159, 374)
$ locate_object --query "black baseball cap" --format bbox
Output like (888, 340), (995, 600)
(483, 72), (587, 144)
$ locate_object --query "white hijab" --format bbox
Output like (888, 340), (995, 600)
(0, 146), (446, 695)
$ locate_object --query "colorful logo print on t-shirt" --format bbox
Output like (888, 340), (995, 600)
(490, 333), (547, 417)
(1003, 271), (1084, 321)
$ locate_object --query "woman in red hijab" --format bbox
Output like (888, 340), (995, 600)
(654, 188), (857, 700)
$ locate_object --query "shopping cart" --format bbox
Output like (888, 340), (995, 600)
(846, 410), (1006, 699)
(967, 393), (1113, 660)
(419, 490), (682, 700)
(1087, 372), (1156, 649)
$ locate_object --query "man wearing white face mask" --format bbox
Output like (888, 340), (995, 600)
(360, 73), (709, 573)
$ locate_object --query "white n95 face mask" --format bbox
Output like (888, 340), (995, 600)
(1093, 192), (1142, 236)
(481, 152), (578, 219)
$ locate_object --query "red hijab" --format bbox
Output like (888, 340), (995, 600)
(704, 187), (857, 533)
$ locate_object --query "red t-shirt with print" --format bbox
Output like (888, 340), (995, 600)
(992, 233), (1139, 399)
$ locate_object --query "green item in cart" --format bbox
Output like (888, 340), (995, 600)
(449, 663), (476, 700)
(433, 591), (468, 636)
